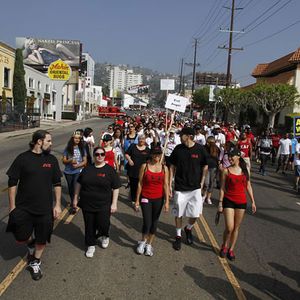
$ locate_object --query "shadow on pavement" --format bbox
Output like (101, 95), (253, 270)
(268, 262), (300, 288)
(0, 221), (26, 260)
(54, 219), (85, 251)
(184, 265), (260, 300)
(230, 264), (300, 299)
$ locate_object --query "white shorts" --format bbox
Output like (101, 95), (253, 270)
(172, 189), (203, 218)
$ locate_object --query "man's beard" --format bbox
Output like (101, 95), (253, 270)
(42, 147), (51, 154)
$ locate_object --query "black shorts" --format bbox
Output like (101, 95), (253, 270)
(6, 208), (53, 244)
(223, 197), (247, 210)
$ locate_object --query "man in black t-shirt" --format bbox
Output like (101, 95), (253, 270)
(6, 130), (62, 280)
(169, 127), (208, 251)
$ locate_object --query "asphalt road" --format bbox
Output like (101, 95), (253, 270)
(0, 120), (299, 299)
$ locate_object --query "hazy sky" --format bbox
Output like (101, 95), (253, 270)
(1, 0), (300, 86)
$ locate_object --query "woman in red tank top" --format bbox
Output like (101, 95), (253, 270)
(102, 134), (119, 171)
(218, 148), (256, 261)
(134, 145), (169, 256)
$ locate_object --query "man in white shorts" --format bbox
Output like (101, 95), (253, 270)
(169, 127), (208, 251)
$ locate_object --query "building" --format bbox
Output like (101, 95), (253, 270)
(0, 41), (15, 110)
(108, 65), (143, 98)
(251, 47), (300, 124)
(24, 65), (64, 119)
(82, 52), (95, 85)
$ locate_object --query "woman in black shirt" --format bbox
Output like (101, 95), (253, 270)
(125, 134), (150, 204)
(73, 147), (121, 258)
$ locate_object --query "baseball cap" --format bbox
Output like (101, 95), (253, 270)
(102, 134), (113, 141)
(228, 148), (241, 157)
(179, 127), (195, 136)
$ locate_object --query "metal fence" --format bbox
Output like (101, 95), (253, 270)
(0, 109), (40, 133)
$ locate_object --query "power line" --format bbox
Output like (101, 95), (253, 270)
(244, 18), (300, 47)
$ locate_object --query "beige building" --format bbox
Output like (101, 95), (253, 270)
(0, 41), (15, 106)
(251, 47), (300, 124)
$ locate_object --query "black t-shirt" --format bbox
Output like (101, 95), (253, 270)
(77, 164), (121, 212)
(126, 144), (150, 178)
(6, 150), (62, 215)
(170, 143), (208, 191)
(205, 146), (220, 169)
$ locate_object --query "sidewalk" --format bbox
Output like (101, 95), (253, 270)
(0, 118), (96, 141)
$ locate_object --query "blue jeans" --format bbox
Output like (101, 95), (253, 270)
(64, 172), (80, 205)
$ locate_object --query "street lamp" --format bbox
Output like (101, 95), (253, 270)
(206, 75), (219, 122)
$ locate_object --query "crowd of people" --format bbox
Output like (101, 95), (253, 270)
(5, 109), (299, 281)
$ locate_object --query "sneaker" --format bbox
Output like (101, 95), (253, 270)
(227, 249), (236, 261)
(99, 236), (109, 249)
(173, 236), (182, 251)
(206, 198), (212, 205)
(184, 226), (194, 245)
(136, 241), (146, 255)
(219, 245), (228, 258)
(85, 246), (95, 258)
(145, 244), (154, 257)
(27, 259), (42, 281)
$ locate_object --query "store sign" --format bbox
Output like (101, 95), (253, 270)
(165, 93), (188, 113)
(48, 60), (71, 81)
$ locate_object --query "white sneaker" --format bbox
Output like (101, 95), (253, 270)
(206, 198), (212, 205)
(136, 241), (146, 255)
(99, 236), (110, 249)
(145, 244), (154, 256)
(85, 246), (95, 258)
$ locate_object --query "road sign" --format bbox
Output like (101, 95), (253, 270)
(160, 79), (175, 91)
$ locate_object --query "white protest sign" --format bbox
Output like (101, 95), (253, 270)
(160, 79), (175, 91)
(165, 93), (188, 113)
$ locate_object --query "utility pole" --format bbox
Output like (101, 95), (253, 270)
(219, 0), (243, 87)
(179, 58), (184, 95)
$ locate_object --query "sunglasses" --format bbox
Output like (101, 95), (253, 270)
(129, 126), (134, 128)
(94, 152), (105, 157)
(108, 127), (113, 130)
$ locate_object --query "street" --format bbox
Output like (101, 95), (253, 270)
(0, 119), (299, 299)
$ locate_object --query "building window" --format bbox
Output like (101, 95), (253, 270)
(29, 78), (34, 88)
(45, 84), (50, 93)
(38, 81), (41, 90)
(4, 68), (10, 88)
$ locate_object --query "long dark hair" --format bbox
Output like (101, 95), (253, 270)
(239, 157), (249, 181)
(65, 135), (85, 158)
(205, 136), (219, 159)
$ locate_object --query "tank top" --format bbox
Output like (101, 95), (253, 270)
(224, 169), (247, 204)
(105, 149), (115, 168)
(141, 164), (164, 199)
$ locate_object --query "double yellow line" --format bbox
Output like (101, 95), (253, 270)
(195, 215), (246, 300)
(0, 207), (69, 297)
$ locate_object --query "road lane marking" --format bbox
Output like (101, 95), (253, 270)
(64, 209), (80, 224)
(194, 221), (206, 243)
(0, 207), (69, 297)
(199, 215), (247, 300)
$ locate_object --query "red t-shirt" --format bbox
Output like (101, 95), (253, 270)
(271, 134), (281, 148)
(246, 132), (255, 146)
(224, 171), (247, 204)
(238, 140), (251, 158)
(226, 131), (235, 142)
(141, 168), (164, 199)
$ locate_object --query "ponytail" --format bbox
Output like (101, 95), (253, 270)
(239, 157), (249, 181)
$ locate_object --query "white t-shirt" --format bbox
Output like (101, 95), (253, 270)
(214, 133), (226, 149)
(279, 138), (292, 155)
(194, 133), (206, 146)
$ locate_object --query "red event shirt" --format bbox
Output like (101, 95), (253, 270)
(238, 140), (251, 158)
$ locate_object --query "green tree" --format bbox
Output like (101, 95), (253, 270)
(250, 82), (299, 128)
(13, 49), (27, 113)
(192, 86), (209, 111)
(1, 89), (7, 113)
(219, 87), (243, 115)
